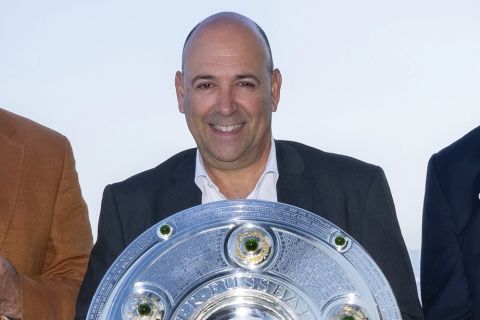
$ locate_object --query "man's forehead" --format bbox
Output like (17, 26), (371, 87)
(182, 40), (269, 79)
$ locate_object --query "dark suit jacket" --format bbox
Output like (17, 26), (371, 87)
(421, 126), (480, 319)
(77, 140), (422, 319)
(0, 108), (93, 319)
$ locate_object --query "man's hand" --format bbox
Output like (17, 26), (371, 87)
(0, 257), (21, 319)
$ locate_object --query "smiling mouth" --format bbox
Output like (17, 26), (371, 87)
(210, 124), (244, 133)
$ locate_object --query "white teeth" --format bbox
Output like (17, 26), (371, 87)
(211, 124), (243, 132)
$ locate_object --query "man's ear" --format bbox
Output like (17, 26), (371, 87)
(271, 68), (282, 112)
(175, 71), (185, 113)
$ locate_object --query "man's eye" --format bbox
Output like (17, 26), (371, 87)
(196, 83), (214, 89)
(238, 81), (255, 88)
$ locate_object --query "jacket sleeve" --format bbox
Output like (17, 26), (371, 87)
(421, 155), (471, 319)
(75, 185), (126, 319)
(361, 166), (423, 320)
(19, 139), (93, 319)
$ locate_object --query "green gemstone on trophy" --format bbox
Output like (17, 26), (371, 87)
(342, 316), (355, 320)
(160, 224), (171, 235)
(335, 235), (346, 247)
(137, 302), (152, 316)
(245, 238), (259, 252)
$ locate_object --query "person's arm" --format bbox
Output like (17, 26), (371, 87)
(76, 185), (126, 319)
(7, 140), (93, 319)
(361, 167), (423, 319)
(421, 155), (471, 319)
(0, 257), (21, 319)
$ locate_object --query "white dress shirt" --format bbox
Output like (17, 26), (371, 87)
(194, 140), (279, 204)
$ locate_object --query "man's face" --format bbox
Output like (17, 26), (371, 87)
(175, 22), (281, 171)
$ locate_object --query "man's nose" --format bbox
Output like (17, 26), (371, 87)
(214, 87), (238, 116)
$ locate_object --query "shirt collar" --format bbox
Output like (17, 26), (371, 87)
(194, 138), (278, 201)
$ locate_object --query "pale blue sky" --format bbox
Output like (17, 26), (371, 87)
(2, 0), (480, 249)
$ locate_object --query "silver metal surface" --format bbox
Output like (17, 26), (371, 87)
(87, 200), (402, 320)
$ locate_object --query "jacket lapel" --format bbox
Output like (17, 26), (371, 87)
(153, 149), (201, 222)
(0, 122), (24, 249)
(275, 141), (314, 212)
(171, 153), (202, 211)
(154, 142), (315, 220)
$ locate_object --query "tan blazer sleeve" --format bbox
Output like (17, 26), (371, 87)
(18, 140), (93, 319)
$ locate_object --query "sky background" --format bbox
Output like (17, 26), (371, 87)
(1, 0), (479, 251)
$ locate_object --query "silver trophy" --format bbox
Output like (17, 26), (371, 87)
(87, 200), (401, 320)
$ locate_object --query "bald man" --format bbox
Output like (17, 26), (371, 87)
(76, 12), (422, 319)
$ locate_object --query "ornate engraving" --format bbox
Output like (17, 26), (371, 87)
(173, 275), (315, 320)
(87, 200), (402, 320)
